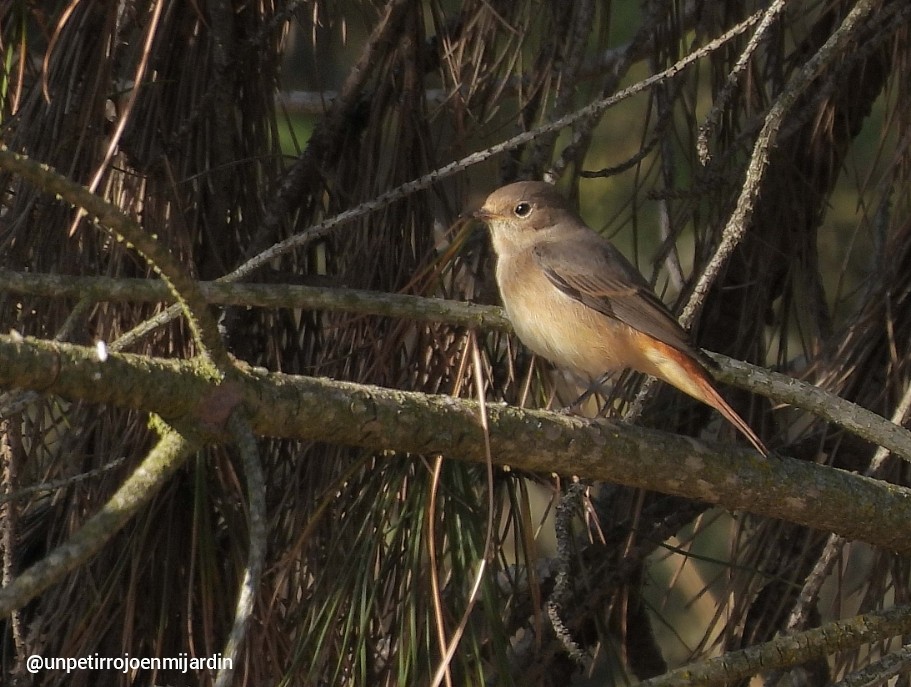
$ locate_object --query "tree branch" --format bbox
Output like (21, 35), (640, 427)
(0, 269), (511, 332)
(636, 603), (911, 687)
(3, 334), (911, 554)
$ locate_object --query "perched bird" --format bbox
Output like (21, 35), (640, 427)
(474, 180), (767, 455)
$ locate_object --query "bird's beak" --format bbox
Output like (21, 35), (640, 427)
(470, 207), (494, 223)
(456, 206), (492, 226)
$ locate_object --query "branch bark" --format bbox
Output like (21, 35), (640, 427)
(636, 604), (911, 687)
(3, 333), (911, 554)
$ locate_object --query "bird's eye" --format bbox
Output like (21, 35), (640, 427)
(513, 202), (532, 218)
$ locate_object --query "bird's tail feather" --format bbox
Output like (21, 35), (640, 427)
(641, 338), (768, 455)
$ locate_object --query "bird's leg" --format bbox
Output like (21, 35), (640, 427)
(560, 373), (614, 414)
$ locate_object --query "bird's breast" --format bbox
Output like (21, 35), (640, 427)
(496, 255), (636, 380)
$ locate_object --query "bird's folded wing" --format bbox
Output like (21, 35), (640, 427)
(533, 239), (698, 356)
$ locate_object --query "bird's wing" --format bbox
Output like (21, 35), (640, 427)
(533, 237), (700, 357)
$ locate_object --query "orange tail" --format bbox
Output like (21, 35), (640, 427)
(694, 377), (768, 455)
(639, 338), (768, 455)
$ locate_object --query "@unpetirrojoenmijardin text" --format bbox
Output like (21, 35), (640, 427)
(27, 652), (232, 675)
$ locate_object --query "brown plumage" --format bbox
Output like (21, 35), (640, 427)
(475, 180), (767, 455)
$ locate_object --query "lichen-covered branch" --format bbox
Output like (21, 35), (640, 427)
(3, 334), (911, 554)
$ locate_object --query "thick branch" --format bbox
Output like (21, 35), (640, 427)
(637, 603), (911, 687)
(3, 334), (911, 552)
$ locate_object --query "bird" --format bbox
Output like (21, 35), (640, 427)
(473, 180), (767, 455)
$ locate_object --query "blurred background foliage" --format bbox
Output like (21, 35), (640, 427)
(1, 0), (911, 685)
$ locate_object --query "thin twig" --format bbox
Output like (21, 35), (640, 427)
(0, 457), (127, 506)
(0, 419), (25, 662)
(548, 481), (591, 665)
(0, 269), (512, 333)
(697, 0), (788, 164)
(231, 10), (765, 283)
(549, 0), (675, 182)
(216, 412), (267, 687)
(681, 0), (881, 328)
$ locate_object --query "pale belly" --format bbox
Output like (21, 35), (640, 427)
(502, 289), (634, 381)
